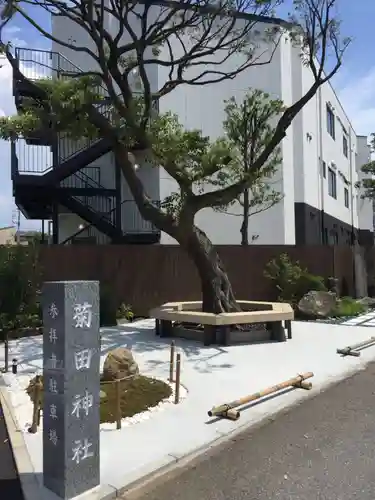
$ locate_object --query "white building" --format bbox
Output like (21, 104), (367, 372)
(12, 5), (374, 246)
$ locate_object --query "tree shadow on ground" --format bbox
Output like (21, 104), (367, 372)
(100, 322), (234, 375)
(0, 336), (44, 375)
(0, 320), (235, 378)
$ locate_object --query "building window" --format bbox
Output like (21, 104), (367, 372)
(344, 187), (349, 208)
(328, 167), (337, 199)
(343, 133), (348, 157)
(322, 160), (326, 178)
(326, 105), (335, 139)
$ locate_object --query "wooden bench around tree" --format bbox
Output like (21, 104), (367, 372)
(150, 301), (294, 346)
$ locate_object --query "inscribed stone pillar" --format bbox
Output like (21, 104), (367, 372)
(42, 280), (100, 499)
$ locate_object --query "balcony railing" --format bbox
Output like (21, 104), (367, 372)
(15, 47), (88, 82)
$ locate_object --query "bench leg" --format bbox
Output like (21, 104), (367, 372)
(160, 320), (173, 338)
(270, 321), (286, 342)
(155, 319), (160, 336)
(203, 325), (216, 346)
(265, 322), (273, 338)
(217, 326), (230, 346)
(285, 320), (292, 340)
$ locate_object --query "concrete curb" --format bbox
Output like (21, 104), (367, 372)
(1, 359), (373, 500)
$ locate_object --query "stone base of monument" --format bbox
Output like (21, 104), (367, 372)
(150, 300), (294, 346)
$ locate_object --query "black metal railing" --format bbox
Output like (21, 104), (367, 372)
(72, 194), (116, 225)
(13, 47), (111, 170)
(13, 47), (159, 174)
(61, 167), (101, 189)
(12, 47), (161, 242)
(15, 47), (83, 81)
(61, 199), (160, 245)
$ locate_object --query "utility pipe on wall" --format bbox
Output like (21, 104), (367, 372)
(318, 86), (325, 244)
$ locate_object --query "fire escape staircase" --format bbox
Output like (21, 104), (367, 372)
(11, 48), (159, 243)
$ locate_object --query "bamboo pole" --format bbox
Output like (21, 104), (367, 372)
(337, 337), (375, 357)
(115, 378), (121, 430)
(208, 372), (314, 419)
(169, 341), (175, 382)
(4, 332), (9, 373)
(29, 375), (42, 433)
(37, 404), (42, 427)
(174, 353), (181, 405)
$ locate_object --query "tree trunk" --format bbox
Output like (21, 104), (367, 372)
(241, 188), (249, 246)
(184, 226), (241, 314)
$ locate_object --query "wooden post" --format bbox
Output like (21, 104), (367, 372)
(174, 353), (181, 405)
(169, 341), (175, 382)
(285, 320), (292, 340)
(37, 404), (42, 427)
(29, 375), (42, 433)
(4, 331), (9, 373)
(115, 378), (121, 430)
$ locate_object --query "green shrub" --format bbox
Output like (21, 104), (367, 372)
(0, 245), (41, 337)
(116, 303), (134, 321)
(264, 253), (327, 305)
(296, 273), (327, 298)
(100, 284), (117, 327)
(332, 297), (367, 318)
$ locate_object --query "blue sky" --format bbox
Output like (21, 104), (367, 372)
(0, 1), (373, 229)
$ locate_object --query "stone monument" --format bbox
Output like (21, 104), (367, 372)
(42, 280), (100, 499)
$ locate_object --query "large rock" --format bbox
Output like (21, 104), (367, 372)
(298, 290), (337, 318)
(102, 347), (139, 381)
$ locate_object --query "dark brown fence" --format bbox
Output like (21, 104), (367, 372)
(38, 245), (356, 316)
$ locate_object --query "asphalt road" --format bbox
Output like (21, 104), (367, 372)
(0, 398), (24, 499)
(125, 362), (375, 500)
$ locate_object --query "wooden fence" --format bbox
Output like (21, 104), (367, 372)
(39, 245), (357, 316)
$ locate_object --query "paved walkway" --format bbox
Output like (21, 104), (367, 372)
(0, 398), (24, 499)
(341, 310), (375, 327)
(126, 361), (375, 500)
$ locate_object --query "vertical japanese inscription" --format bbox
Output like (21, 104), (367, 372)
(42, 281), (100, 500)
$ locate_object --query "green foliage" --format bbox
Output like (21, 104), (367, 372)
(116, 303), (134, 322)
(331, 297), (367, 318)
(0, 245), (42, 337)
(264, 253), (327, 305)
(0, 76), (104, 141)
(154, 90), (286, 217)
(213, 90), (285, 216)
(358, 133), (375, 199)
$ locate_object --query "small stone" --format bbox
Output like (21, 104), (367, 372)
(102, 347), (139, 381)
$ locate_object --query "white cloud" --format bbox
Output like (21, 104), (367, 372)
(3, 25), (21, 35)
(336, 67), (375, 137)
